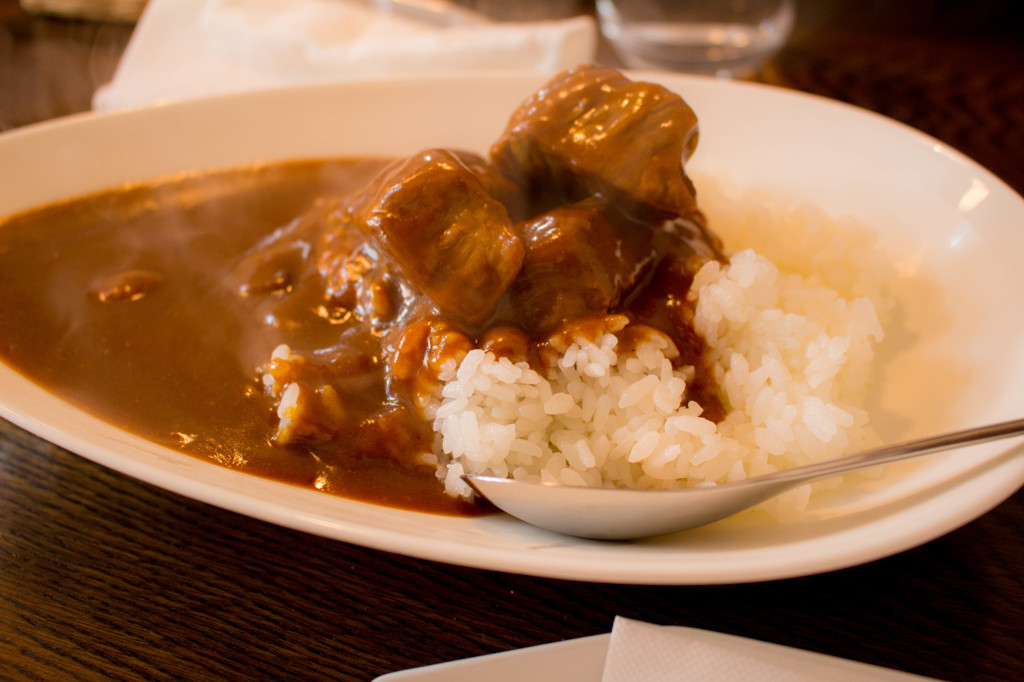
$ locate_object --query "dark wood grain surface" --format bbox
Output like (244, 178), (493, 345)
(2, 1), (1023, 680)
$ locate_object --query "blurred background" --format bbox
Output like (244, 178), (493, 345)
(3, 0), (1021, 188)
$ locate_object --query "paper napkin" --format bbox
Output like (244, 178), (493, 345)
(93, 0), (597, 110)
(601, 617), (937, 682)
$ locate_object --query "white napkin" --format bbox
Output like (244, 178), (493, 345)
(93, 0), (596, 110)
(601, 618), (936, 682)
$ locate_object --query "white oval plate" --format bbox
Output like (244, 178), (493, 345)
(2, 72), (1024, 584)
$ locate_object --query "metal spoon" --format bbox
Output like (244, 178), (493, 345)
(463, 418), (1024, 540)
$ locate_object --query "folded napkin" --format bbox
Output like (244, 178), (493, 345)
(601, 618), (935, 682)
(93, 0), (596, 110)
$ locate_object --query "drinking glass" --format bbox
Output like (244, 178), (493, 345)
(596, 0), (796, 78)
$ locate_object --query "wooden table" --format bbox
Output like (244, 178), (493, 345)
(2, 1), (1023, 679)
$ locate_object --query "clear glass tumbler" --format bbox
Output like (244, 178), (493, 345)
(596, 0), (796, 78)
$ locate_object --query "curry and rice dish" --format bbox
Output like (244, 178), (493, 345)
(0, 66), (886, 518)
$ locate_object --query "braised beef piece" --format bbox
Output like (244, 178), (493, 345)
(499, 198), (656, 336)
(347, 149), (525, 327)
(490, 64), (703, 220)
(448, 150), (531, 223)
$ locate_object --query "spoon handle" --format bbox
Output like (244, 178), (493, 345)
(762, 417), (1024, 486)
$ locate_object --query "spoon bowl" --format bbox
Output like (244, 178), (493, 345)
(464, 418), (1024, 540)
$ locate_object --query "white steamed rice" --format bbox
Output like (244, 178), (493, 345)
(427, 178), (891, 519)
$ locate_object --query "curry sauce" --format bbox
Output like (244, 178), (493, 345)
(0, 66), (727, 514)
(0, 159), (483, 514)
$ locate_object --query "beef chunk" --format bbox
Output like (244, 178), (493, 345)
(502, 198), (656, 335)
(490, 65), (701, 218)
(448, 150), (530, 223)
(350, 149), (525, 327)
